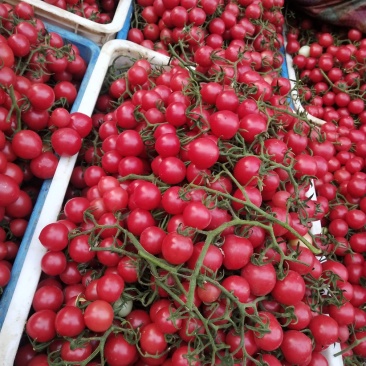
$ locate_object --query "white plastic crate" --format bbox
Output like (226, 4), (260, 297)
(283, 32), (326, 126)
(0, 40), (344, 365)
(306, 185), (344, 366)
(0, 40), (170, 365)
(3, 0), (133, 45)
(0, 20), (100, 324)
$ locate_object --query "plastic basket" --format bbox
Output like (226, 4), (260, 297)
(0, 40), (344, 366)
(0, 40), (169, 365)
(283, 32), (326, 126)
(3, 0), (133, 46)
(0, 22), (99, 363)
(116, 0), (134, 40)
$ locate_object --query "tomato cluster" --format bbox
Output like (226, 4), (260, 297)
(42, 0), (119, 24)
(8, 1), (366, 366)
(285, 12), (366, 364)
(128, 0), (285, 63)
(0, 2), (89, 295)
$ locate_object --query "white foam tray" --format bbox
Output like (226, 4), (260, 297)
(4, 0), (132, 46)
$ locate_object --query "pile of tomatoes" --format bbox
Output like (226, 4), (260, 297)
(0, 2), (89, 295)
(285, 10), (366, 364)
(5, 0), (366, 366)
(42, 0), (119, 24)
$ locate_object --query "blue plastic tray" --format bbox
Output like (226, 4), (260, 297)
(0, 23), (100, 330)
(116, 1), (133, 40)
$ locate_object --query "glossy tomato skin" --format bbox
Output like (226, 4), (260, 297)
(32, 285), (64, 312)
(309, 314), (339, 349)
(51, 127), (82, 157)
(55, 306), (85, 337)
(104, 334), (138, 366)
(14, 343), (37, 366)
(60, 341), (92, 362)
(0, 174), (20, 206)
(140, 323), (167, 355)
(221, 235), (253, 270)
(26, 310), (57, 343)
(39, 222), (69, 251)
(284, 301), (312, 330)
(84, 300), (114, 333)
(271, 270), (305, 306)
(254, 312), (283, 351)
(161, 232), (193, 265)
(281, 330), (312, 365)
(241, 262), (276, 296)
(171, 345), (201, 366)
(11, 130), (42, 160)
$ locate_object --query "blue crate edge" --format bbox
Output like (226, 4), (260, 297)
(116, 1), (133, 40)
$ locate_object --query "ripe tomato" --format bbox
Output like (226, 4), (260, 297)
(104, 334), (137, 366)
(51, 127), (82, 156)
(140, 323), (167, 355)
(281, 330), (312, 365)
(55, 306), (85, 337)
(0, 174), (20, 206)
(97, 273), (125, 303)
(171, 345), (201, 366)
(32, 285), (64, 312)
(12, 130), (42, 160)
(309, 314), (339, 348)
(222, 275), (250, 303)
(26, 310), (57, 342)
(221, 235), (253, 270)
(187, 137), (219, 169)
(241, 262), (276, 296)
(162, 232), (193, 265)
(271, 270), (305, 306)
(60, 341), (92, 362)
(27, 83), (55, 110)
(39, 222), (69, 251)
(254, 312), (283, 351)
(84, 300), (114, 332)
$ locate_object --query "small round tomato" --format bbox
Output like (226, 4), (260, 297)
(221, 235), (253, 270)
(51, 127), (82, 156)
(60, 341), (92, 362)
(39, 222), (69, 251)
(140, 323), (167, 355)
(41, 251), (67, 276)
(27, 83), (55, 110)
(281, 330), (312, 365)
(222, 275), (250, 303)
(254, 312), (283, 351)
(55, 306), (85, 337)
(105, 334), (137, 366)
(97, 273), (125, 303)
(12, 130), (42, 160)
(309, 314), (339, 348)
(84, 300), (114, 333)
(182, 202), (211, 230)
(155, 305), (182, 334)
(162, 232), (193, 265)
(133, 181), (161, 211)
(26, 310), (57, 342)
(0, 174), (20, 206)
(187, 137), (219, 169)
(32, 285), (64, 312)
(271, 270), (305, 306)
(241, 262), (276, 296)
